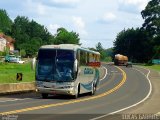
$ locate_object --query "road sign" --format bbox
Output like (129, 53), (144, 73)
(16, 73), (23, 81)
(87, 62), (101, 67)
(152, 59), (160, 64)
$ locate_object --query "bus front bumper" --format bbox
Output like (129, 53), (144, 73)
(36, 87), (76, 96)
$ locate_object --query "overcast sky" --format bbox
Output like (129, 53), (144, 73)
(0, 0), (150, 48)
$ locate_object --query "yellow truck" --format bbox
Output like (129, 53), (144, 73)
(114, 54), (128, 66)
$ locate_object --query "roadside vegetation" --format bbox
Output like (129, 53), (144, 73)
(0, 62), (35, 84)
(144, 64), (160, 72)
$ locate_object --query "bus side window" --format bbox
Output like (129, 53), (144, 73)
(76, 50), (80, 62)
(80, 51), (87, 66)
(95, 55), (99, 62)
(89, 53), (95, 62)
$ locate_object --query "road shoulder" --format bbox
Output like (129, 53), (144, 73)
(121, 66), (160, 114)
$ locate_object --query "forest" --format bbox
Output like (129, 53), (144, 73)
(0, 9), (80, 57)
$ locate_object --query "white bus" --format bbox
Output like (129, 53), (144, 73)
(34, 44), (101, 98)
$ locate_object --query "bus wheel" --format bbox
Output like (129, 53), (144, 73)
(42, 93), (48, 99)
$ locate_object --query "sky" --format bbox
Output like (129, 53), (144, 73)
(0, 0), (150, 49)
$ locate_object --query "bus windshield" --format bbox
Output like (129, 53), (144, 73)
(37, 49), (74, 82)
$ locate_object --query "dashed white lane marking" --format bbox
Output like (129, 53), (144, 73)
(0, 97), (41, 103)
(111, 71), (118, 73)
(0, 98), (30, 103)
(90, 67), (152, 120)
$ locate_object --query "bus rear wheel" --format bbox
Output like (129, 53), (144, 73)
(42, 93), (48, 99)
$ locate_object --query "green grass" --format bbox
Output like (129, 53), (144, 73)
(0, 62), (35, 84)
(143, 64), (160, 72)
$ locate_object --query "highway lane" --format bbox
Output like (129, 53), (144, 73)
(0, 64), (151, 120)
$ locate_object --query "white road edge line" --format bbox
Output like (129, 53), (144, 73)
(100, 66), (107, 81)
(155, 73), (160, 116)
(90, 67), (152, 120)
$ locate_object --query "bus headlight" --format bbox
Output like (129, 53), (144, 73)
(36, 81), (43, 87)
(59, 86), (74, 89)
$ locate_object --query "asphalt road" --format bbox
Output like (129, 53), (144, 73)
(0, 64), (151, 120)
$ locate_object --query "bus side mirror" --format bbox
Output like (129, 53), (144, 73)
(73, 59), (78, 79)
(31, 57), (36, 70)
(74, 59), (78, 72)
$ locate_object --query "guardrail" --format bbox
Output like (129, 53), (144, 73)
(0, 82), (36, 95)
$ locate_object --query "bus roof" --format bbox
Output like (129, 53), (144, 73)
(40, 44), (100, 55)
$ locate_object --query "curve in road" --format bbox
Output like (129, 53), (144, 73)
(0, 64), (152, 120)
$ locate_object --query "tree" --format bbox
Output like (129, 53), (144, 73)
(28, 20), (53, 45)
(114, 28), (152, 63)
(141, 0), (160, 37)
(54, 28), (80, 44)
(152, 35), (160, 59)
(113, 29), (132, 57)
(3, 47), (10, 56)
(11, 16), (30, 49)
(141, 0), (160, 59)
(0, 9), (12, 35)
(96, 42), (103, 53)
(95, 42), (106, 60)
(105, 48), (113, 57)
(11, 16), (54, 56)
(20, 49), (26, 57)
(105, 48), (114, 62)
(19, 37), (42, 57)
